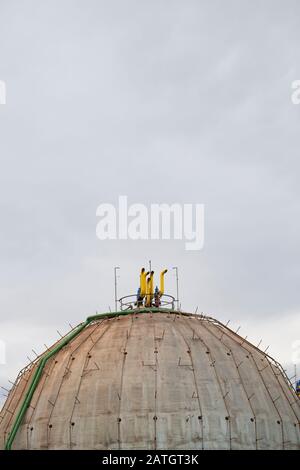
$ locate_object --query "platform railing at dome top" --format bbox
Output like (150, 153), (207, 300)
(118, 293), (176, 311)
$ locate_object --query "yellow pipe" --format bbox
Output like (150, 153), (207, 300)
(145, 277), (151, 306)
(140, 268), (145, 297)
(149, 271), (154, 303)
(140, 269), (150, 299)
(159, 269), (168, 296)
(143, 271), (149, 297)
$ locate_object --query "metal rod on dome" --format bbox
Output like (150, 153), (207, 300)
(114, 267), (120, 312)
(149, 260), (152, 272)
(172, 267), (179, 311)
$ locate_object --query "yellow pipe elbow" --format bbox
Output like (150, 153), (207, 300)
(143, 271), (149, 296)
(159, 269), (168, 296)
(149, 271), (154, 300)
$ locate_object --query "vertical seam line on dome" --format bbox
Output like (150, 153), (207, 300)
(210, 321), (286, 450)
(68, 325), (102, 450)
(117, 315), (134, 450)
(193, 318), (233, 449)
(27, 356), (57, 449)
(265, 357), (300, 448)
(229, 349), (258, 449)
(176, 314), (204, 450)
(200, 321), (258, 449)
(216, 322), (296, 447)
(3, 365), (37, 447)
(69, 321), (108, 449)
(249, 352), (285, 449)
(180, 315), (232, 450)
(69, 318), (116, 449)
(46, 322), (102, 449)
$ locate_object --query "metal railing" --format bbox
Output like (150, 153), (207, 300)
(119, 293), (175, 311)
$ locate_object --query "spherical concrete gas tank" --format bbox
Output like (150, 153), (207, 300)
(0, 311), (299, 449)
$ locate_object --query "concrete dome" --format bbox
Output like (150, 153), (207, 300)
(1, 310), (299, 449)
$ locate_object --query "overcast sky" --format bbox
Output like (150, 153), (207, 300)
(0, 0), (300, 406)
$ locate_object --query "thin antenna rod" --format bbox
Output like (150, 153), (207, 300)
(149, 260), (152, 272)
(114, 266), (120, 312)
(172, 266), (179, 310)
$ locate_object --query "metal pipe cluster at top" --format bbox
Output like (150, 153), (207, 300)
(137, 268), (168, 307)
